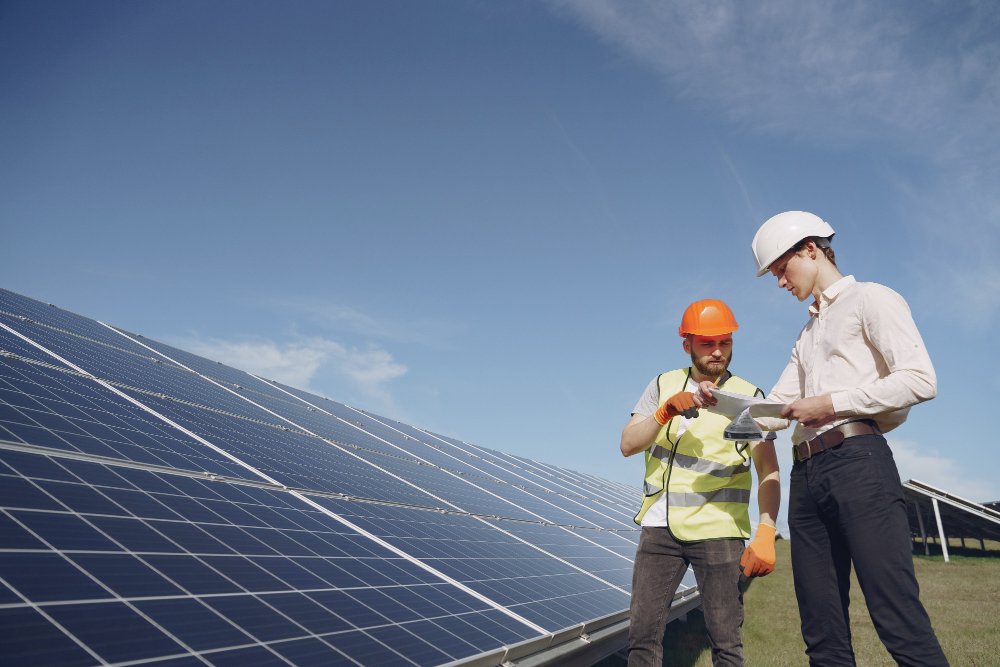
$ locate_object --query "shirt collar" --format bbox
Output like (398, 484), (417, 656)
(808, 275), (855, 317)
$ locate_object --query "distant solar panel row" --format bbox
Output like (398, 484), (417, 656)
(0, 288), (684, 665)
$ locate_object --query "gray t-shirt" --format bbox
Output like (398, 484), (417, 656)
(632, 375), (673, 417)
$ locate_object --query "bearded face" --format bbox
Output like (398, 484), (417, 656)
(685, 334), (733, 381)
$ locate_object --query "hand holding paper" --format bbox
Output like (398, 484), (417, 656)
(698, 387), (786, 419)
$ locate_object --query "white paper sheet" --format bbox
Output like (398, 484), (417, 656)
(703, 388), (787, 419)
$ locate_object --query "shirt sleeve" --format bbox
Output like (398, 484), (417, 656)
(829, 284), (937, 416)
(631, 377), (660, 416)
(758, 345), (800, 431)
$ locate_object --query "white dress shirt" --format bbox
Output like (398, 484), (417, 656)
(759, 275), (936, 445)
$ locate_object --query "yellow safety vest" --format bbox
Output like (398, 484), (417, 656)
(633, 368), (762, 541)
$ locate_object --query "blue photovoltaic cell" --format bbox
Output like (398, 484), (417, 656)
(414, 427), (641, 528)
(357, 412), (632, 522)
(122, 391), (447, 508)
(132, 597), (256, 651)
(0, 552), (111, 602)
(0, 317), (80, 369)
(205, 645), (290, 666)
(0, 606), (96, 666)
(281, 391), (502, 483)
(0, 447), (541, 665)
(491, 521), (636, 591)
(0, 289), (682, 665)
(285, 397), (613, 528)
(314, 496), (633, 631)
(270, 637), (356, 667)
(0, 354), (251, 478)
(44, 601), (188, 663)
(110, 331), (430, 465)
(0, 310), (276, 426)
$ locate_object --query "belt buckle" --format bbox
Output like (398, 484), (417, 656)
(795, 440), (812, 462)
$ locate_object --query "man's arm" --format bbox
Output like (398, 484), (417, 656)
(621, 391), (704, 457)
(760, 346), (800, 431)
(783, 285), (937, 428)
(828, 284), (937, 416)
(749, 438), (780, 526)
(739, 438), (781, 577)
(620, 412), (660, 457)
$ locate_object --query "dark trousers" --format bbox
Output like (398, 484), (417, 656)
(628, 527), (745, 667)
(789, 434), (949, 666)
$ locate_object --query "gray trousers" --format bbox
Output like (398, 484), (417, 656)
(627, 527), (745, 667)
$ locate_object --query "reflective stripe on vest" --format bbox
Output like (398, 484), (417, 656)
(667, 488), (752, 506)
(633, 368), (762, 541)
(649, 445), (750, 478)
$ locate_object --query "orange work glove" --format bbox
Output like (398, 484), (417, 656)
(654, 391), (699, 425)
(741, 523), (776, 577)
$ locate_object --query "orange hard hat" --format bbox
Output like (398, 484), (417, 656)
(678, 299), (739, 337)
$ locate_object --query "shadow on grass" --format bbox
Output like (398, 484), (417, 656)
(912, 541), (1000, 560)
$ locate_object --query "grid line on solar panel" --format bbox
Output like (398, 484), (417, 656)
(387, 420), (639, 530)
(394, 425), (640, 530)
(0, 314), (314, 427)
(0, 447), (544, 665)
(95, 331), (620, 531)
(422, 428), (641, 515)
(0, 355), (254, 479)
(1, 316), (640, 608)
(313, 498), (634, 631)
(0, 340), (327, 447)
(2, 292), (591, 486)
(0, 311), (206, 387)
(5, 326), (588, 527)
(0, 347), (510, 517)
(5, 444), (616, 612)
(0, 438), (636, 636)
(104, 325), (437, 466)
(105, 343), (551, 521)
(3, 310), (636, 544)
(259, 380), (633, 530)
(0, 289), (655, 663)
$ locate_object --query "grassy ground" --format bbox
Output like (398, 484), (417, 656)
(598, 539), (1000, 666)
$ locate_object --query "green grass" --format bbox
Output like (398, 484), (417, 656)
(600, 540), (1000, 666)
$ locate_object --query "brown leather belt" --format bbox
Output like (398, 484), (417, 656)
(792, 419), (881, 462)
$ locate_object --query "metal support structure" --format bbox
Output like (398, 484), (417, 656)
(931, 497), (949, 563)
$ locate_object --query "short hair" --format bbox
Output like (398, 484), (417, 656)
(793, 236), (836, 267)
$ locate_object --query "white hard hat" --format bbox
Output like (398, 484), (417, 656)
(751, 211), (835, 277)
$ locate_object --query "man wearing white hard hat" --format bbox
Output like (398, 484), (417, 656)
(703, 211), (948, 666)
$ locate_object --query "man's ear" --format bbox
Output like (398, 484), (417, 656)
(682, 336), (691, 354)
(804, 239), (818, 260)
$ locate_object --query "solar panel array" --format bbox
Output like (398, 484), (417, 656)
(0, 288), (694, 666)
(904, 479), (1000, 545)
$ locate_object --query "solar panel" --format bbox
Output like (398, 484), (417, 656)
(0, 288), (695, 665)
(903, 479), (1000, 558)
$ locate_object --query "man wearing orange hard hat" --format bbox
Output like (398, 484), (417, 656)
(620, 299), (780, 667)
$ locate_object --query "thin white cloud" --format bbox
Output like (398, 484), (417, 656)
(548, 0), (1000, 328)
(176, 335), (407, 407)
(548, 1), (1000, 149)
(889, 437), (999, 503)
(263, 297), (465, 348)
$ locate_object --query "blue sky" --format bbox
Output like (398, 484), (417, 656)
(3, 1), (999, 531)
